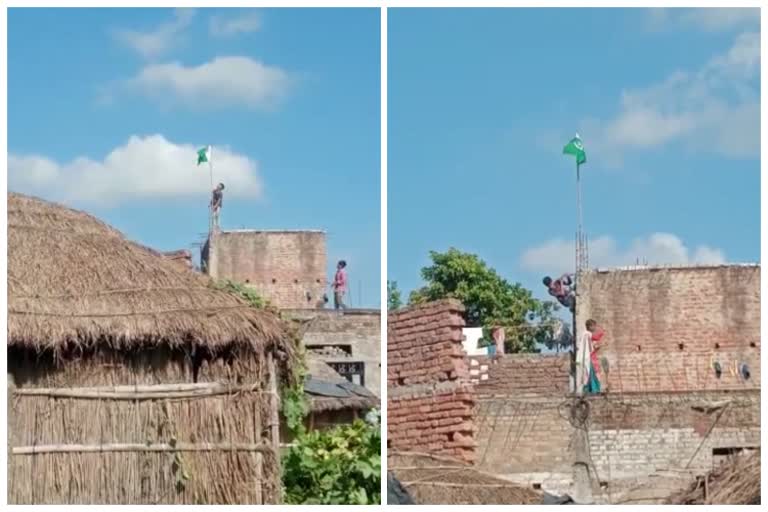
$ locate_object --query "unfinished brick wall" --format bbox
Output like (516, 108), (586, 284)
(475, 395), (574, 494)
(473, 354), (571, 396)
(286, 308), (381, 396)
(588, 390), (761, 486)
(474, 389), (760, 502)
(202, 230), (327, 310)
(576, 265), (760, 393)
(388, 300), (476, 462)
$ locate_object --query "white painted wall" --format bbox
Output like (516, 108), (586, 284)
(461, 327), (489, 356)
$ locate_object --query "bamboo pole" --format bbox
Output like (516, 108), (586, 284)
(267, 352), (281, 504)
(13, 384), (274, 401)
(14, 382), (253, 393)
(12, 442), (275, 455)
(253, 400), (263, 504)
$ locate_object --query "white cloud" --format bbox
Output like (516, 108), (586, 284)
(647, 8), (760, 33)
(581, 31), (759, 166)
(210, 12), (262, 37)
(126, 56), (292, 110)
(8, 135), (263, 206)
(113, 8), (195, 59)
(520, 233), (726, 273)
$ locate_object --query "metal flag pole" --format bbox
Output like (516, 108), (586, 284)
(208, 145), (214, 191)
(207, 145), (214, 234)
(576, 160), (583, 273)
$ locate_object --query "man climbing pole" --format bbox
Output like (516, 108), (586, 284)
(543, 273), (576, 312)
(210, 182), (224, 231)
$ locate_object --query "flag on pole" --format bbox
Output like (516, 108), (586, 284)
(197, 146), (211, 166)
(563, 134), (586, 166)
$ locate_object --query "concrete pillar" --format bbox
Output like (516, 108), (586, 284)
(570, 399), (594, 504)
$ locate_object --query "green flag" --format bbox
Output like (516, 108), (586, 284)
(563, 134), (586, 166)
(197, 146), (211, 166)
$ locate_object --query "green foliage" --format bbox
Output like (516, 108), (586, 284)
(387, 280), (403, 311)
(214, 279), (269, 309)
(283, 420), (381, 505)
(282, 382), (310, 435)
(409, 248), (559, 352)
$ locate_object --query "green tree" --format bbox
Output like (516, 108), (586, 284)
(387, 280), (403, 311)
(409, 248), (559, 353)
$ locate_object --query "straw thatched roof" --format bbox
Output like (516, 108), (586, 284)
(666, 449), (760, 505)
(8, 192), (292, 357)
(389, 451), (544, 505)
(304, 355), (379, 412)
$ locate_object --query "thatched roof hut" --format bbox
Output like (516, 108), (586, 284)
(666, 449), (760, 505)
(7, 192), (298, 505)
(388, 451), (544, 505)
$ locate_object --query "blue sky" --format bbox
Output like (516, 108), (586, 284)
(388, 8), (760, 308)
(8, 8), (381, 307)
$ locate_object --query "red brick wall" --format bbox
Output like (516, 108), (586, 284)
(204, 230), (327, 310)
(474, 354), (571, 396)
(387, 300), (476, 462)
(388, 389), (476, 461)
(576, 265), (760, 393)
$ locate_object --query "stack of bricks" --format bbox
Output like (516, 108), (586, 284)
(387, 299), (476, 462)
(474, 354), (571, 396)
(388, 299), (468, 384)
(467, 357), (490, 384)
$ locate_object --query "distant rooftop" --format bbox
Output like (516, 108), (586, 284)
(217, 229), (326, 234)
(590, 262), (759, 273)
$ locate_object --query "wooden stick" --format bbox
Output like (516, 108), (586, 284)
(12, 442), (275, 455)
(267, 352), (282, 504)
(387, 465), (466, 471)
(704, 474), (709, 501)
(401, 481), (525, 489)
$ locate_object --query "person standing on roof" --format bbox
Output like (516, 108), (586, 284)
(587, 319), (606, 386)
(332, 260), (348, 310)
(576, 319), (604, 394)
(210, 182), (225, 231)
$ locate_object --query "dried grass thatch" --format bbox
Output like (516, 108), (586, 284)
(8, 192), (294, 362)
(666, 449), (760, 505)
(388, 451), (543, 505)
(8, 354), (280, 504)
(7, 192), (297, 504)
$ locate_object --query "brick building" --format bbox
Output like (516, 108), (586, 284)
(201, 229), (327, 310)
(576, 264), (760, 393)
(387, 264), (760, 504)
(287, 308), (382, 397)
(201, 229), (381, 397)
